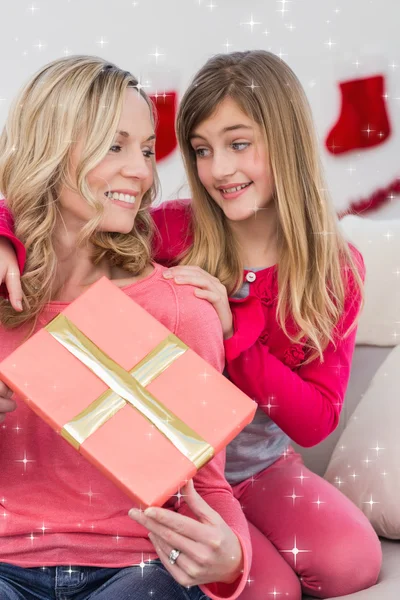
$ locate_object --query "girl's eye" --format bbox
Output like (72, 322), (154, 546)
(143, 149), (155, 159)
(231, 142), (250, 151)
(110, 144), (122, 153)
(194, 148), (210, 158)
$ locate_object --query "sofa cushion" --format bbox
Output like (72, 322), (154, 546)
(324, 344), (400, 539)
(340, 215), (400, 346)
(293, 345), (392, 477)
(302, 540), (400, 600)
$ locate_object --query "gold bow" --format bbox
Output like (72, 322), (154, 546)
(46, 314), (214, 469)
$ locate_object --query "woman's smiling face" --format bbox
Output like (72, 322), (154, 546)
(59, 87), (155, 235)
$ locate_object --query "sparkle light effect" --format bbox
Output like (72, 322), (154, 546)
(246, 79), (259, 92)
(64, 566), (79, 576)
(260, 394), (279, 415)
(280, 535), (311, 567)
(37, 521), (50, 535)
(15, 450), (35, 471)
(294, 470), (310, 485)
(277, 0), (290, 16)
(28, 3), (39, 15)
(240, 14), (262, 33)
(96, 37), (109, 48)
(285, 488), (304, 506)
(362, 124), (375, 137)
(80, 485), (101, 505)
(311, 496), (326, 509)
(223, 39), (233, 52)
(199, 370), (212, 382)
(149, 47), (165, 64)
(324, 38), (337, 49)
(363, 495), (380, 511)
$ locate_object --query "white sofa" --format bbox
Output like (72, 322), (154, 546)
(293, 214), (400, 599)
(294, 343), (399, 599)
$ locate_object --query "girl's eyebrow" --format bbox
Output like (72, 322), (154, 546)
(190, 124), (253, 140)
(117, 130), (156, 141)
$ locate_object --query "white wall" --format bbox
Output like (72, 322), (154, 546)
(0, 0), (398, 216)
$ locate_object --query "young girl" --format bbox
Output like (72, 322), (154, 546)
(0, 51), (382, 599)
(0, 55), (253, 600)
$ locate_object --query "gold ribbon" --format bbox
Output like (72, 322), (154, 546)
(46, 314), (214, 469)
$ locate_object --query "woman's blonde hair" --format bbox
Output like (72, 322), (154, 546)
(176, 50), (363, 363)
(0, 55), (158, 329)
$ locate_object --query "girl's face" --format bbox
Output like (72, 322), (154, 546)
(59, 88), (155, 235)
(190, 97), (274, 222)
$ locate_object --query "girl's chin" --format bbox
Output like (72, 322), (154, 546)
(219, 205), (260, 222)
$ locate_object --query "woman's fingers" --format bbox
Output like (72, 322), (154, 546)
(129, 506), (213, 546)
(149, 533), (207, 586)
(149, 533), (199, 588)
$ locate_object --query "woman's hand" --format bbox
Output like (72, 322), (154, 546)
(163, 266), (233, 339)
(129, 480), (244, 588)
(0, 381), (16, 423)
(0, 238), (23, 312)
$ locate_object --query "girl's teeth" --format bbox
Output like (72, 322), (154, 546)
(222, 183), (250, 193)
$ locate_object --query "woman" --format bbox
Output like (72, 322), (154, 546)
(0, 55), (251, 600)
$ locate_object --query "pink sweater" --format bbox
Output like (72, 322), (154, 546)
(0, 262), (251, 600)
(0, 199), (365, 450)
(150, 200), (365, 450)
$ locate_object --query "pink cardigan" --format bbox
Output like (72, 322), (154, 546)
(0, 198), (364, 449)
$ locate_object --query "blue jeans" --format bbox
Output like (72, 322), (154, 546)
(0, 561), (209, 600)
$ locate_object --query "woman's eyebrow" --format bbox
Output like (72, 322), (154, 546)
(117, 130), (156, 142)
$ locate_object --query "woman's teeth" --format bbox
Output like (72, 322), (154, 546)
(105, 191), (136, 204)
(221, 183), (251, 194)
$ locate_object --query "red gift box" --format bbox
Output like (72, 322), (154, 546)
(0, 277), (256, 507)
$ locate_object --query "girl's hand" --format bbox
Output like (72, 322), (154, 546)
(0, 238), (23, 312)
(0, 381), (16, 423)
(163, 266), (233, 339)
(129, 480), (244, 588)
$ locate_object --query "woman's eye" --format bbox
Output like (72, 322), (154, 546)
(231, 142), (250, 151)
(143, 149), (155, 159)
(194, 148), (210, 158)
(110, 144), (122, 153)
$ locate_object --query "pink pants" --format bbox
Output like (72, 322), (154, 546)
(233, 447), (382, 599)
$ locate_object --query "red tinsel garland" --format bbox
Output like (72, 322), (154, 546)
(338, 176), (400, 219)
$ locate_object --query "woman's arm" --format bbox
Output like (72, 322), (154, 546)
(130, 287), (251, 600)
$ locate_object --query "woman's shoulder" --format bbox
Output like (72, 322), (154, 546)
(151, 199), (194, 265)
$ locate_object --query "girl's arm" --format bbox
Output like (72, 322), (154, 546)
(0, 199), (192, 309)
(224, 259), (365, 448)
(0, 200), (25, 310)
(0, 200), (25, 272)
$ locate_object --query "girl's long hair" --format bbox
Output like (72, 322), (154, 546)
(0, 55), (159, 329)
(176, 50), (363, 363)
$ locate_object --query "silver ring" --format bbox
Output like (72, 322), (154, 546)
(169, 548), (181, 565)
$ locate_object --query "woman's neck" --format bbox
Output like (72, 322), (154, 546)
(229, 204), (279, 269)
(51, 225), (151, 302)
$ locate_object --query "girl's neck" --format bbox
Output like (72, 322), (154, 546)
(229, 203), (279, 269)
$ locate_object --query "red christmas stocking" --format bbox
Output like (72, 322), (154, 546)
(149, 91), (178, 162)
(325, 74), (391, 155)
